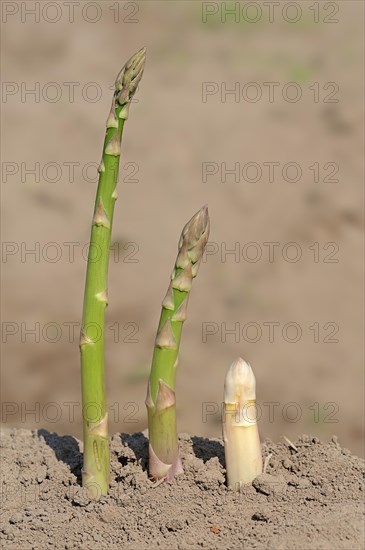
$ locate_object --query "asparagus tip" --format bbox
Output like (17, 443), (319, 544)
(115, 47), (147, 104)
(224, 357), (256, 405)
(178, 205), (210, 266)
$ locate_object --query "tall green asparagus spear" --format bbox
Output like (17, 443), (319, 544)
(146, 206), (210, 480)
(80, 48), (146, 498)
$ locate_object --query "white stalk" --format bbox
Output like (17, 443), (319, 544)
(223, 357), (262, 489)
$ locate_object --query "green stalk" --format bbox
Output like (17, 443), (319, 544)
(146, 206), (210, 480)
(80, 47), (146, 498)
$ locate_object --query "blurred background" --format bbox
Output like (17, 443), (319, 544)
(1, 1), (364, 457)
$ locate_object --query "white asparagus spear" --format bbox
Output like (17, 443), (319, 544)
(223, 358), (262, 489)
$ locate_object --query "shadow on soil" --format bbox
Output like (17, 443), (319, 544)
(191, 436), (225, 468)
(120, 432), (149, 472)
(38, 429), (82, 483)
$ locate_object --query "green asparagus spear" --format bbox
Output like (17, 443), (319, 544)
(80, 47), (146, 498)
(146, 206), (210, 480)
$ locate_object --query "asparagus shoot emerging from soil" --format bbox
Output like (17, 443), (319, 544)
(223, 358), (262, 489)
(80, 47), (146, 498)
(146, 206), (210, 481)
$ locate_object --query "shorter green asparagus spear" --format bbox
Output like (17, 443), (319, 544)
(146, 206), (210, 480)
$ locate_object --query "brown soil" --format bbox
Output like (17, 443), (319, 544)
(1, 429), (364, 549)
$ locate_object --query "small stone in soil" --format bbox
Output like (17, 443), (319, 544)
(9, 513), (23, 524)
(165, 518), (185, 531)
(252, 473), (286, 495)
(252, 512), (270, 522)
(69, 489), (91, 507)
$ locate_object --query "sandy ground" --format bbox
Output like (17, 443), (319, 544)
(1, 1), (364, 457)
(0, 428), (364, 549)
